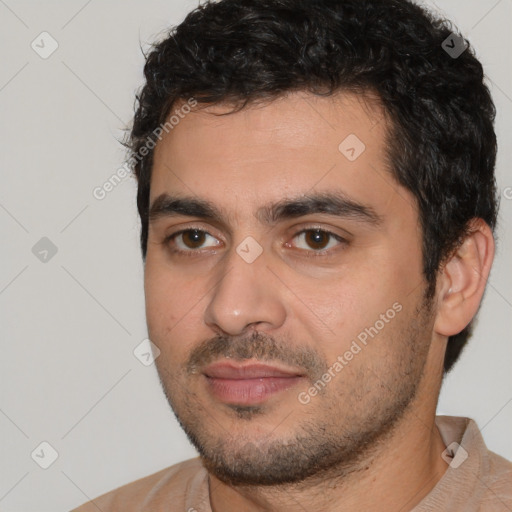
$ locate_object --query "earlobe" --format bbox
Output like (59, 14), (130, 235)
(434, 219), (495, 337)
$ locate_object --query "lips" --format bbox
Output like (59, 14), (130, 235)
(202, 361), (304, 405)
(204, 362), (302, 379)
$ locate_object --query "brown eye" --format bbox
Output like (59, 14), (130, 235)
(304, 230), (331, 250)
(181, 229), (207, 249)
(167, 229), (221, 254)
(291, 229), (345, 253)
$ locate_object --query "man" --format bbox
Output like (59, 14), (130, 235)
(73, 0), (512, 510)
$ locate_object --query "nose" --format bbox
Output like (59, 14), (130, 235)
(203, 241), (287, 336)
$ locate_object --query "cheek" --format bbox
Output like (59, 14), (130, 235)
(305, 265), (388, 323)
(304, 263), (414, 358)
(145, 253), (200, 315)
(144, 268), (176, 327)
(144, 264), (204, 360)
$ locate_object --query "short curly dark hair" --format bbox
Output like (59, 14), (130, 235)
(127, 0), (498, 373)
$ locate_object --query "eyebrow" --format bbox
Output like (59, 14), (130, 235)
(148, 191), (383, 227)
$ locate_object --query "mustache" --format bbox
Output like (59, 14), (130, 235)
(186, 330), (328, 381)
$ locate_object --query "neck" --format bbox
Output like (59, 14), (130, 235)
(208, 399), (448, 512)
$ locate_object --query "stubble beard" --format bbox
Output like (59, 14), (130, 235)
(155, 296), (434, 487)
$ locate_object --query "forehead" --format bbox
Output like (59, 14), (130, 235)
(150, 91), (413, 223)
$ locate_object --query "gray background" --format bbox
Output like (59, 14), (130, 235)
(0, 0), (510, 510)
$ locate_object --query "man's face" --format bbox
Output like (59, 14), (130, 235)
(145, 92), (437, 485)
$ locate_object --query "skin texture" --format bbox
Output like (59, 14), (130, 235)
(144, 91), (494, 511)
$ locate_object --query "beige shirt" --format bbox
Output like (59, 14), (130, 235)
(71, 416), (512, 511)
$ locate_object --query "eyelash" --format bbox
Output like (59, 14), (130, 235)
(162, 227), (348, 258)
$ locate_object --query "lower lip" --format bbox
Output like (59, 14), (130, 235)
(204, 376), (303, 405)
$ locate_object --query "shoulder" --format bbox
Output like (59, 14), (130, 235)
(430, 416), (512, 510)
(70, 458), (208, 512)
(480, 450), (512, 509)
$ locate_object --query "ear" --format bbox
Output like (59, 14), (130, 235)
(434, 218), (495, 337)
